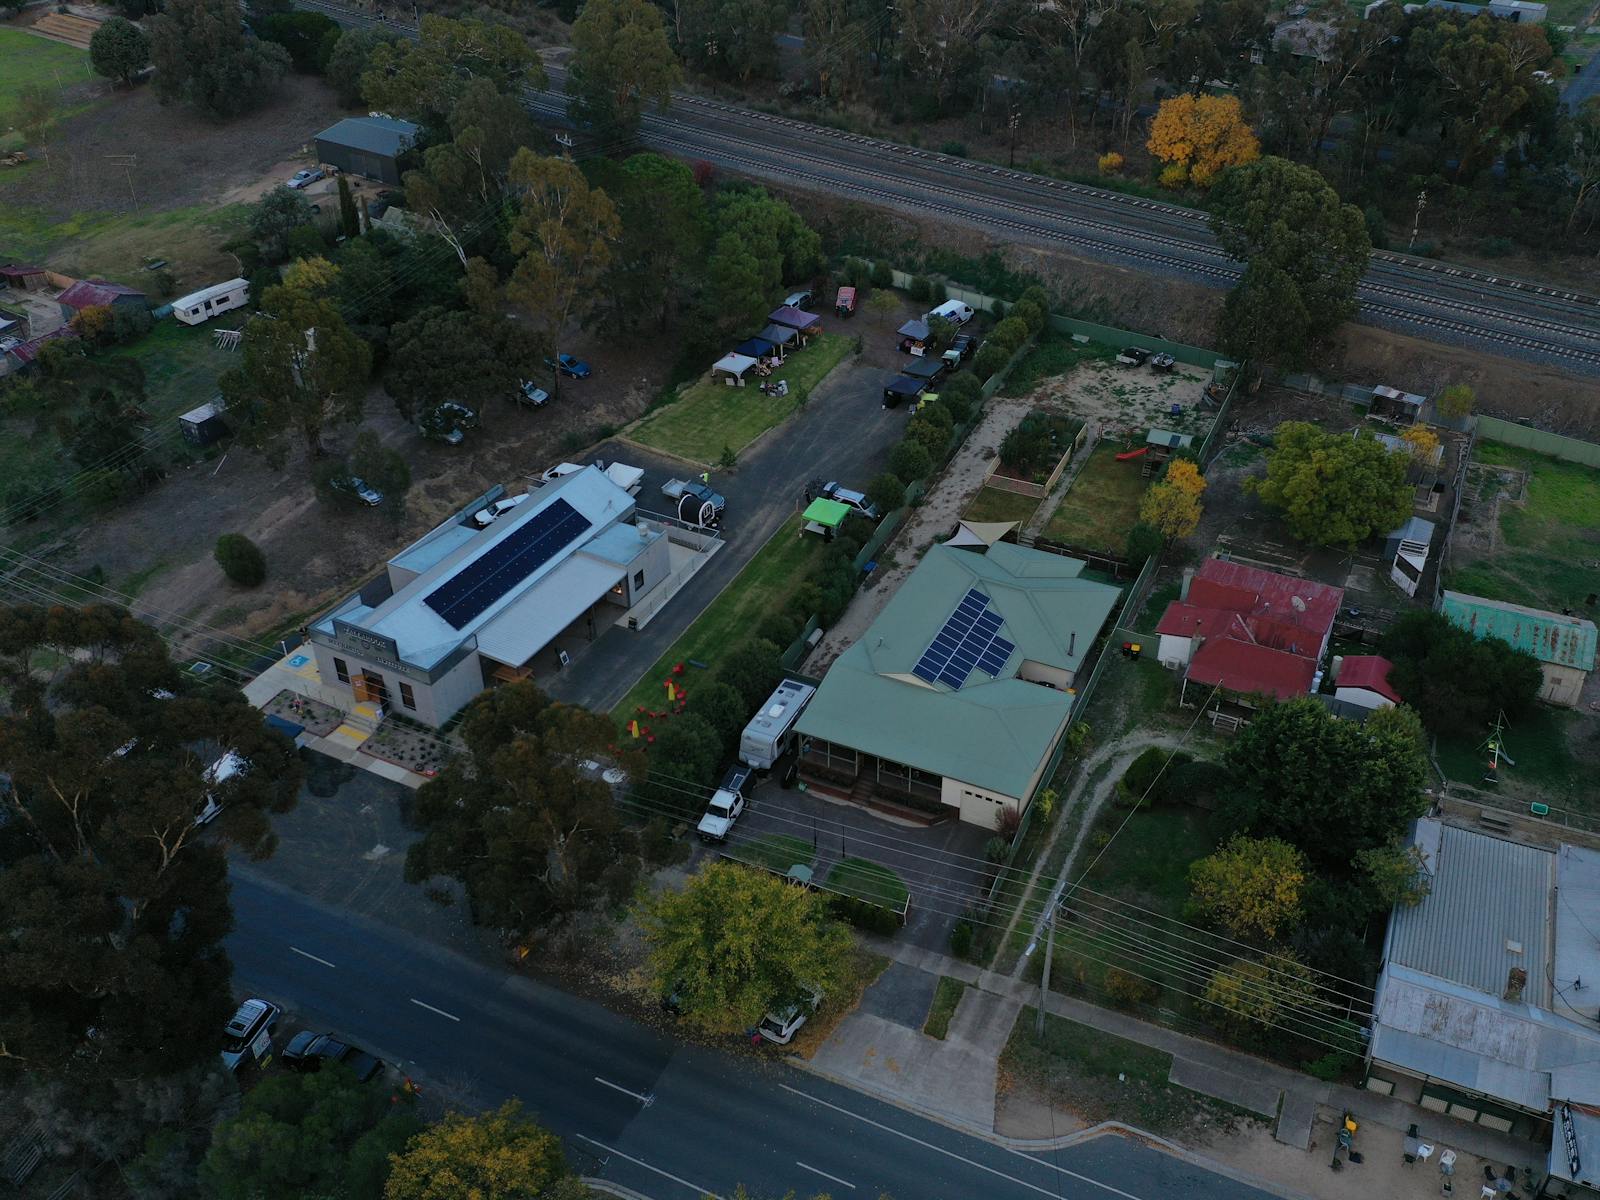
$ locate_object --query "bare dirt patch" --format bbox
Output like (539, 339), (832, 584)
(1021, 359), (1211, 439)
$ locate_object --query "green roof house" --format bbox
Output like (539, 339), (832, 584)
(796, 542), (1119, 826)
(1440, 591), (1598, 708)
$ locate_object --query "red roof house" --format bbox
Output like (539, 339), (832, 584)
(1334, 655), (1402, 710)
(0, 265), (49, 291)
(1156, 558), (1343, 705)
(57, 279), (147, 319)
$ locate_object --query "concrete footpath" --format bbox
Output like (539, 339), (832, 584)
(798, 935), (1545, 1200)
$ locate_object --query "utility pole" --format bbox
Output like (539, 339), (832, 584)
(1008, 105), (1020, 169)
(1407, 188), (1428, 253)
(1035, 901), (1056, 1037)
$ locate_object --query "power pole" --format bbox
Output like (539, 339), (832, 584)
(1407, 188), (1428, 253)
(1035, 901), (1056, 1037)
(1008, 105), (1020, 169)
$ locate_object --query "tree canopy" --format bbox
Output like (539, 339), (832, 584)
(1209, 157), (1369, 368)
(1146, 93), (1260, 187)
(148, 0), (289, 117)
(1219, 697), (1428, 873)
(1379, 609), (1543, 736)
(384, 1101), (569, 1200)
(89, 17), (152, 87)
(0, 605), (300, 1081)
(1187, 835), (1307, 942)
(643, 861), (855, 1034)
(405, 683), (642, 939)
(221, 261), (372, 465)
(200, 1065), (420, 1200)
(1249, 421), (1412, 547)
(1138, 458), (1206, 542)
(567, 0), (680, 139)
(361, 14), (545, 129)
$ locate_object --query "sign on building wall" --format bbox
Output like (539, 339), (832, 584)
(332, 620), (403, 668)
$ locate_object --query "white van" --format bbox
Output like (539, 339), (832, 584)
(197, 749), (248, 826)
(925, 299), (975, 326)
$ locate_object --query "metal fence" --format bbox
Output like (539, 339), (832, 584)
(1432, 421), (1477, 609)
(1475, 416), (1600, 468)
(1196, 366), (1241, 465)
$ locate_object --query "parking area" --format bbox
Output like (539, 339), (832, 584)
(714, 775), (994, 953)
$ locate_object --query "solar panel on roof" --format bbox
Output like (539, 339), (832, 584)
(423, 497), (592, 629)
(911, 590), (1017, 691)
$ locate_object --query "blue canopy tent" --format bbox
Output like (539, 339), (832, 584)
(735, 336), (777, 359)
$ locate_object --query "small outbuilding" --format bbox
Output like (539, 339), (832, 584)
(57, 279), (146, 320)
(711, 352), (760, 386)
(1440, 591), (1598, 708)
(1333, 654), (1401, 710)
(0, 265), (48, 292)
(179, 400), (230, 447)
(1384, 516), (1436, 598)
(313, 116), (420, 186)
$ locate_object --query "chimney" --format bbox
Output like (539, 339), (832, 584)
(1179, 567), (1195, 601)
(1069, 630), (1076, 656)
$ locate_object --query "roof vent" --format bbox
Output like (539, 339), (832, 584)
(1506, 939), (1523, 955)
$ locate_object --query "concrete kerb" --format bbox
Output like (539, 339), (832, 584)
(784, 1056), (1328, 1200)
(612, 434), (709, 474)
(583, 1180), (654, 1200)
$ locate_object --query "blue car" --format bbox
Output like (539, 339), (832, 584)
(546, 353), (593, 379)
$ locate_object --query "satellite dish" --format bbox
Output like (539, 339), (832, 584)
(1291, 595), (1307, 612)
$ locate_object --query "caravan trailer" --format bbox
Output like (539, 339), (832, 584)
(738, 678), (816, 777)
(172, 278), (250, 326)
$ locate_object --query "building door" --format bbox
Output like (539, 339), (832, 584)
(353, 672), (390, 705)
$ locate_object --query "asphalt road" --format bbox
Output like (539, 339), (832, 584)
(226, 866), (1285, 1200)
(544, 352), (904, 713)
(298, 0), (1600, 375)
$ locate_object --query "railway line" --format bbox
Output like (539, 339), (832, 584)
(300, 0), (1600, 372)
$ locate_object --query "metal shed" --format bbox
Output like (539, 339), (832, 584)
(312, 116), (420, 186)
(179, 400), (230, 447)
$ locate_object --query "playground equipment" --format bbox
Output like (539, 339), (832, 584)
(1115, 446), (1149, 462)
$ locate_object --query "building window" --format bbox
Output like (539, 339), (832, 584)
(333, 656), (350, 683)
(365, 672), (389, 704)
(633, 570), (645, 590)
(399, 682), (416, 711)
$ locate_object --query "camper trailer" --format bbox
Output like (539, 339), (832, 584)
(739, 679), (816, 776)
(172, 278), (250, 326)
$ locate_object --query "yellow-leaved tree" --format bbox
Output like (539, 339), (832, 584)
(1146, 95), (1261, 188)
(1400, 424), (1440, 465)
(1187, 834), (1308, 941)
(384, 1101), (574, 1200)
(1138, 457), (1207, 542)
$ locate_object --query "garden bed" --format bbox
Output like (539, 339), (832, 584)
(985, 412), (1085, 498)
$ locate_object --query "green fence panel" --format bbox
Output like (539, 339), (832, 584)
(1474, 416), (1600, 468)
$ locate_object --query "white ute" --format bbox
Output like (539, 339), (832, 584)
(696, 764), (754, 843)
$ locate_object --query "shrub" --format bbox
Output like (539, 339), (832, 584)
(1126, 520), (1164, 562)
(971, 342), (1008, 382)
(949, 918), (975, 959)
(286, 223), (326, 260)
(996, 805), (1022, 841)
(908, 274), (931, 302)
(214, 533), (266, 586)
(1117, 746), (1192, 807)
(984, 836), (1009, 864)
(869, 259), (894, 287)
(1098, 151), (1124, 175)
(941, 140), (968, 157)
(929, 279), (947, 302)
(1011, 299), (1045, 338)
(889, 438), (932, 482)
(1103, 967), (1160, 1008)
(866, 471), (906, 519)
(937, 370), (981, 421)
(831, 894), (901, 935)
(755, 612), (801, 648)
(1304, 1049), (1358, 1082)
(1159, 163), (1189, 189)
(990, 316), (1030, 354)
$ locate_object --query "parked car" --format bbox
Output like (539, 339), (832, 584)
(545, 353), (592, 379)
(662, 477), (725, 527)
(197, 749), (248, 826)
(950, 332), (980, 361)
(419, 402), (477, 444)
(696, 764), (755, 843)
(330, 475), (383, 506)
(473, 494), (529, 528)
(517, 380), (551, 408)
(281, 1031), (384, 1083)
(783, 290), (814, 310)
(754, 985), (823, 1045)
(220, 998), (281, 1073)
(925, 299), (974, 326)
(805, 479), (880, 521)
(1116, 346), (1151, 366)
(834, 286), (856, 318)
(287, 168), (324, 190)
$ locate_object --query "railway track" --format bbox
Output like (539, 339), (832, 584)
(301, 0), (1600, 372)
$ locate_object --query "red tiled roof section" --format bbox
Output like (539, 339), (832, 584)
(57, 279), (145, 310)
(1188, 639), (1318, 701)
(1337, 655), (1402, 704)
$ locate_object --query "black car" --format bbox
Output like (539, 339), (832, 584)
(281, 1031), (384, 1082)
(950, 332), (979, 362)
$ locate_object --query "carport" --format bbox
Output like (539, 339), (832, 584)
(711, 352), (761, 386)
(900, 357), (945, 384)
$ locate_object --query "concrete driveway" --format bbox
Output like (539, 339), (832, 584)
(545, 354), (906, 713)
(718, 776), (995, 953)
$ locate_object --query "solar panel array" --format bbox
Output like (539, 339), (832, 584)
(424, 497), (592, 629)
(911, 588), (1015, 690)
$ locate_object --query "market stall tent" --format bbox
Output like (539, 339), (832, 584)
(802, 497), (852, 537)
(711, 352), (760, 385)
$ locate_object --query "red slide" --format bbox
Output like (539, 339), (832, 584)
(1115, 446), (1149, 461)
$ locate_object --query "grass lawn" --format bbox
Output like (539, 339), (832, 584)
(0, 28), (95, 117)
(824, 857), (909, 908)
(1040, 442), (1148, 554)
(731, 834), (816, 875)
(1446, 442), (1600, 614)
(963, 486), (1041, 526)
(118, 318), (237, 417)
(1080, 805), (1217, 914)
(1435, 704), (1592, 809)
(923, 975), (968, 1039)
(628, 333), (853, 465)
(1003, 1008), (1258, 1138)
(610, 514), (826, 721)
(0, 197), (250, 282)
(1001, 333), (1115, 398)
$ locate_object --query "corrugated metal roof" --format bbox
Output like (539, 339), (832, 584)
(315, 116), (419, 158)
(1387, 820), (1554, 1001)
(1555, 845), (1600, 1025)
(1440, 591), (1598, 672)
